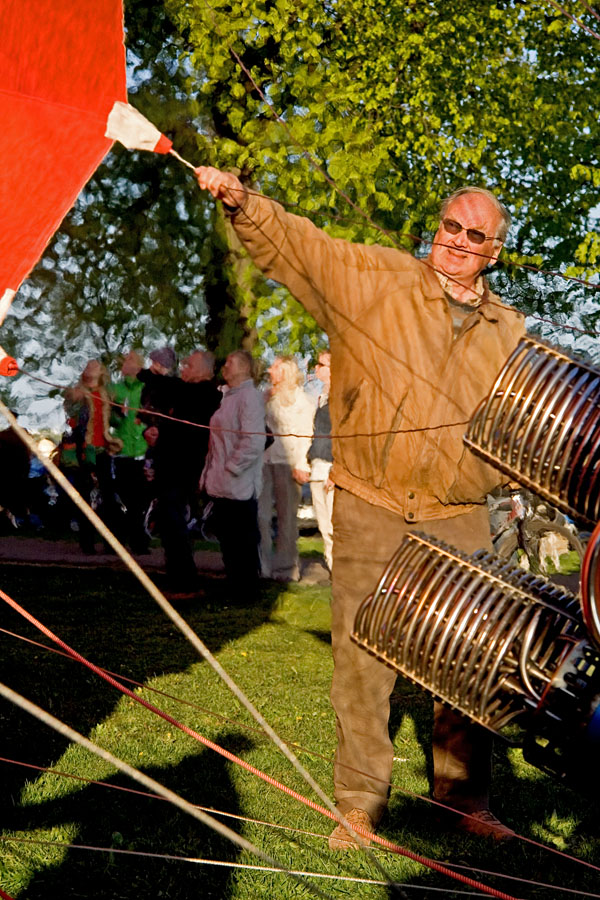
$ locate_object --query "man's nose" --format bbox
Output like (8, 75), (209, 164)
(452, 228), (469, 247)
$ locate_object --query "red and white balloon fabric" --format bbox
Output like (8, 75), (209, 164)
(0, 0), (172, 374)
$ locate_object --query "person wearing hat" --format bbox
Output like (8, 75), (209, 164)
(150, 346), (177, 372)
(138, 347), (179, 420)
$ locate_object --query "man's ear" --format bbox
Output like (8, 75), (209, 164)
(487, 240), (503, 269)
(479, 241), (504, 275)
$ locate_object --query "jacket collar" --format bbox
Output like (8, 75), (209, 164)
(420, 256), (504, 323)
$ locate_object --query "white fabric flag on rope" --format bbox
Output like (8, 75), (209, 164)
(105, 101), (173, 153)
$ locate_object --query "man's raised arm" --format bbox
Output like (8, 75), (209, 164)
(193, 166), (399, 333)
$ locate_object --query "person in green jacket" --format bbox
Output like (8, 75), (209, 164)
(110, 350), (150, 554)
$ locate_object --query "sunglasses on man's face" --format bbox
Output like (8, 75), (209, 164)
(441, 218), (495, 246)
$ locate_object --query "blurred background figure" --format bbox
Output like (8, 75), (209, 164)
(141, 424), (160, 540)
(62, 359), (122, 553)
(26, 437), (57, 530)
(0, 412), (31, 530)
(258, 356), (315, 582)
(109, 349), (150, 554)
(304, 350), (334, 573)
(201, 350), (265, 601)
(135, 348), (221, 598)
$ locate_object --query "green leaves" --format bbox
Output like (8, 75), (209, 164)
(9, 0), (600, 407)
(164, 0), (600, 356)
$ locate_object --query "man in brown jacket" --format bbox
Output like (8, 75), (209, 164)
(195, 166), (526, 845)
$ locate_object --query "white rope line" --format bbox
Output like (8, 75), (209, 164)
(0, 681), (336, 900)
(2, 763), (599, 898)
(8, 833), (600, 898)
(0, 757), (589, 897)
(0, 399), (396, 881)
(4, 622), (600, 878)
(169, 147), (196, 170)
(0, 602), (524, 900)
(0, 836), (498, 896)
(3, 623), (599, 881)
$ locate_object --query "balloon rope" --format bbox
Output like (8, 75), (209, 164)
(0, 681), (334, 900)
(4, 626), (600, 877)
(0, 581), (518, 899)
(169, 148), (196, 170)
(0, 674), (518, 899)
(0, 836), (538, 896)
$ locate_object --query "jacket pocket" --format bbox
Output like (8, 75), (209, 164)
(442, 444), (504, 505)
(336, 379), (407, 484)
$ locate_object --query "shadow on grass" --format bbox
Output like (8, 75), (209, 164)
(385, 681), (600, 896)
(0, 565), (285, 883)
(7, 733), (255, 899)
(305, 629), (331, 646)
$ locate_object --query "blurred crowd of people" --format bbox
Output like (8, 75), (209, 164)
(0, 347), (334, 600)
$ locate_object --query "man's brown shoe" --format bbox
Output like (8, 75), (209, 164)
(456, 809), (515, 842)
(328, 808), (374, 851)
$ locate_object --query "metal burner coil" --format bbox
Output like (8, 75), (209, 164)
(352, 532), (582, 736)
(464, 338), (600, 526)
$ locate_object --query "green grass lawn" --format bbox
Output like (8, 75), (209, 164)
(0, 565), (599, 898)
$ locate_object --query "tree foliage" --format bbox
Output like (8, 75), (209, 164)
(167, 0), (600, 356)
(6, 0), (600, 428)
(5, 0), (264, 424)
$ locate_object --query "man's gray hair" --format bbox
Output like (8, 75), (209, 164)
(439, 187), (512, 243)
(229, 349), (254, 378)
(200, 350), (216, 377)
(189, 349), (215, 377)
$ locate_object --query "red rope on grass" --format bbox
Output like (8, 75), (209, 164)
(3, 625), (599, 877)
(0, 587), (518, 900)
(4, 758), (600, 897)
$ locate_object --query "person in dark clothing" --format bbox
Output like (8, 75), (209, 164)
(139, 346), (178, 423)
(0, 414), (31, 526)
(135, 350), (221, 598)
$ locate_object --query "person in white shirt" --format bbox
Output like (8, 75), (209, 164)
(259, 356), (316, 582)
(297, 351), (334, 572)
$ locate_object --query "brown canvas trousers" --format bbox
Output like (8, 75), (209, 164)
(331, 488), (494, 823)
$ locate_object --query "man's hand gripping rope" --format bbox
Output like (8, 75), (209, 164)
(194, 166), (246, 207)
